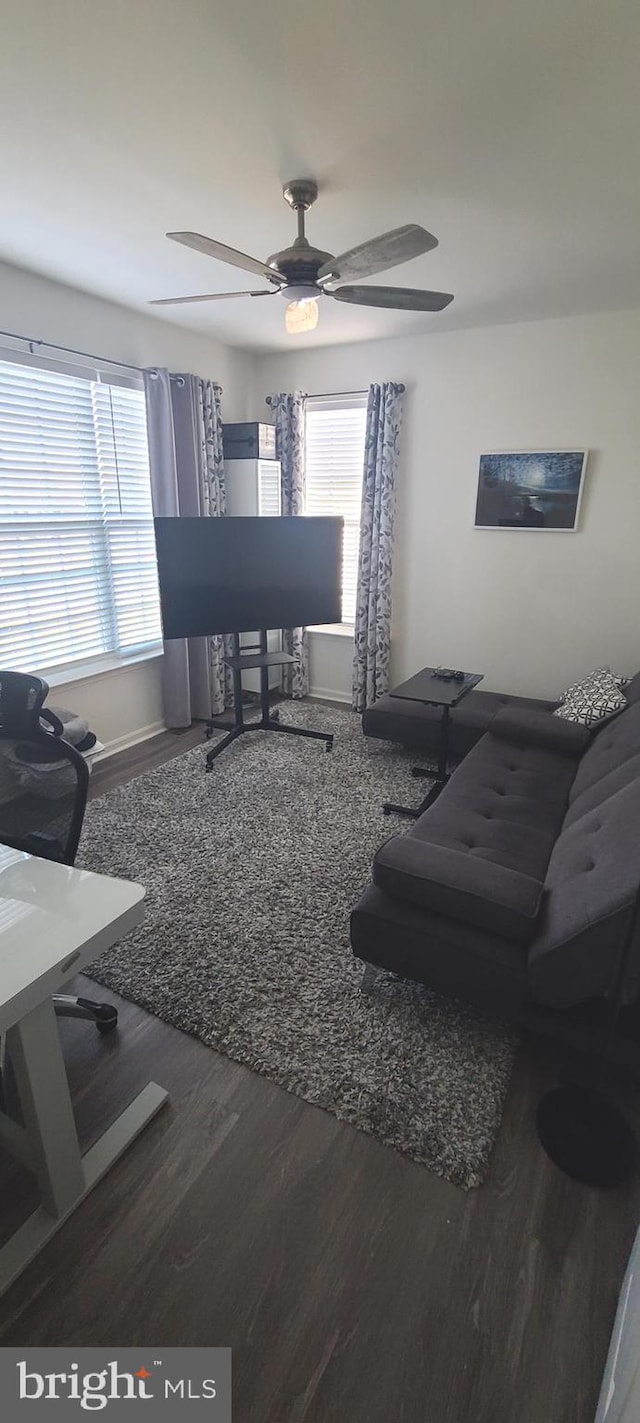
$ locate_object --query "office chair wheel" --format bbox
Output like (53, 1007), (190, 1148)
(95, 1005), (118, 1034)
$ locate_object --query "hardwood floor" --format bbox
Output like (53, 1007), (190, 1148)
(1, 724), (638, 1422)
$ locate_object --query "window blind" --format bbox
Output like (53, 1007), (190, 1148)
(305, 394), (368, 624)
(257, 461), (281, 516)
(0, 356), (161, 674)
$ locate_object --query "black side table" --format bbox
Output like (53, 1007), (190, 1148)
(382, 667), (483, 818)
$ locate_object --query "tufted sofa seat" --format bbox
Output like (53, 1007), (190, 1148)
(362, 687), (557, 758)
(351, 671), (640, 1017)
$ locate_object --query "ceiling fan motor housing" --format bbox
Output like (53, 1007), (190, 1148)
(267, 238), (334, 300)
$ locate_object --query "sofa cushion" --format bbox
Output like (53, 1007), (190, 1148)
(373, 836), (543, 942)
(563, 751), (640, 828)
(401, 732), (577, 887)
(362, 689), (556, 758)
(528, 778), (640, 1008)
(568, 700), (640, 805)
(429, 728), (576, 818)
(491, 705), (592, 755)
(409, 793), (561, 880)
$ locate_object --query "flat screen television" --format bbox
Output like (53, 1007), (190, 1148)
(154, 516), (343, 637)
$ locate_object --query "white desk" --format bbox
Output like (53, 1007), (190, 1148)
(0, 842), (168, 1296)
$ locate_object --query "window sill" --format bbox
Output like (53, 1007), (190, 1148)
(41, 647), (164, 690)
(307, 623), (354, 638)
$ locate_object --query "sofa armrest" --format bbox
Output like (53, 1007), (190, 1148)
(490, 705), (591, 755)
(373, 837), (543, 943)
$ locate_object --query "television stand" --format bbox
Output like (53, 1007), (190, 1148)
(204, 631), (334, 770)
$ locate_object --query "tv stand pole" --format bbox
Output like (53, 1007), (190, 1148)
(204, 630), (334, 771)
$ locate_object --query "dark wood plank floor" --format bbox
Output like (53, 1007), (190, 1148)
(1, 724), (639, 1423)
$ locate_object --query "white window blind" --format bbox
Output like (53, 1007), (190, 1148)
(305, 394), (368, 625)
(0, 356), (162, 675)
(257, 461), (281, 516)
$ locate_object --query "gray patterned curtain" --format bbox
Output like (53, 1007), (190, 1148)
(270, 391), (309, 698)
(144, 370), (233, 726)
(198, 380), (235, 715)
(352, 382), (404, 712)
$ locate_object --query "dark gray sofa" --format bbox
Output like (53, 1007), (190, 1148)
(351, 672), (640, 1028)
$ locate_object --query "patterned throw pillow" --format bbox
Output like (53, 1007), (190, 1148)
(554, 668), (627, 726)
(557, 667), (608, 704)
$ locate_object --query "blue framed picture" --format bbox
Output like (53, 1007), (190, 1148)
(474, 450), (588, 530)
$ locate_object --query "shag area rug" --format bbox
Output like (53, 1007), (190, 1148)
(80, 702), (516, 1188)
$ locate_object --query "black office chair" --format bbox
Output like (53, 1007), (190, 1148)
(0, 669), (118, 1032)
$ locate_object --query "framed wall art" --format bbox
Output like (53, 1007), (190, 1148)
(474, 450), (588, 530)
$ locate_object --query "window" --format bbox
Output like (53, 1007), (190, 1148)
(304, 394), (368, 625)
(0, 355), (162, 676)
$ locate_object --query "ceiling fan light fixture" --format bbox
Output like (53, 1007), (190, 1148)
(285, 298), (319, 335)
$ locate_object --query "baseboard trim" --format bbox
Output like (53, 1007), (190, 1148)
(309, 685), (352, 705)
(92, 720), (166, 763)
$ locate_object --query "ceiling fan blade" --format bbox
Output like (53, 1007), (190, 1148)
(332, 285), (454, 312)
(149, 290), (278, 306)
(318, 224), (438, 286)
(166, 231), (284, 284)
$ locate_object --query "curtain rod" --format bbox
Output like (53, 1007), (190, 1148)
(265, 385), (405, 403)
(0, 328), (188, 383)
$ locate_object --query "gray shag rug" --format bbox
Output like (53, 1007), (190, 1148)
(80, 702), (516, 1188)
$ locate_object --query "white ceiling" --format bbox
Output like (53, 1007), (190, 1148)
(1, 0), (639, 354)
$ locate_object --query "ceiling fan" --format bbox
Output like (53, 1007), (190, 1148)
(150, 179), (454, 333)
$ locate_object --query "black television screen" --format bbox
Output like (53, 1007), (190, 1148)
(154, 516), (343, 637)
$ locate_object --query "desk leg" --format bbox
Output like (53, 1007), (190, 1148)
(6, 998), (85, 1217)
(0, 999), (167, 1297)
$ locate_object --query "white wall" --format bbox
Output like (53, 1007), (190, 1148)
(255, 308), (640, 700)
(0, 260), (255, 752)
(48, 656), (165, 757)
(307, 631), (353, 704)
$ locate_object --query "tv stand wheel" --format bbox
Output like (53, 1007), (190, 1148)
(271, 708), (280, 723)
(326, 738), (333, 752)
